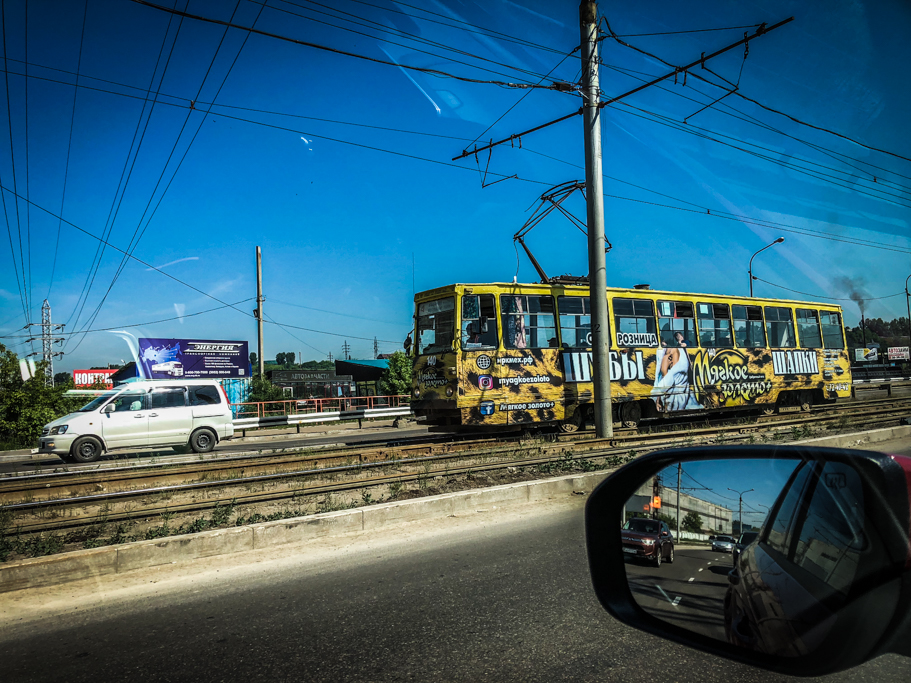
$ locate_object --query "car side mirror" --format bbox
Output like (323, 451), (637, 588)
(101, 404), (115, 414)
(586, 445), (911, 677)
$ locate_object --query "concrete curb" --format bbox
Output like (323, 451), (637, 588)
(797, 424), (911, 449)
(0, 471), (608, 594)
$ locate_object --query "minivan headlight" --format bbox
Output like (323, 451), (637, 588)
(50, 425), (68, 435)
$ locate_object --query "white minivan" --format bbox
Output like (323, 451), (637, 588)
(38, 379), (235, 463)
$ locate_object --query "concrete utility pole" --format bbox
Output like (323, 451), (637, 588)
(580, 0), (613, 438)
(255, 246), (265, 377)
(905, 274), (911, 346)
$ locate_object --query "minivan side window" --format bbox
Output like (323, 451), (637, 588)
(110, 390), (149, 412)
(151, 387), (187, 409)
(189, 385), (222, 406)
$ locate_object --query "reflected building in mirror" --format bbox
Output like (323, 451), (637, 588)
(624, 478), (733, 538)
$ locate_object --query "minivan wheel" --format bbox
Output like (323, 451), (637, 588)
(654, 548), (662, 567)
(667, 545), (674, 564)
(190, 428), (216, 453)
(71, 436), (103, 463)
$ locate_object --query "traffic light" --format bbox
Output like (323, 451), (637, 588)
(652, 496), (661, 509)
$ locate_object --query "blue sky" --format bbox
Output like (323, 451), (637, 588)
(656, 458), (799, 527)
(0, 0), (909, 370)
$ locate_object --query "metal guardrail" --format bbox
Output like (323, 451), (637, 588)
(231, 395), (409, 420)
(233, 405), (413, 432)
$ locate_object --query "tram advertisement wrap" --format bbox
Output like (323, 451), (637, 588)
(561, 346), (851, 412)
(138, 338), (249, 380)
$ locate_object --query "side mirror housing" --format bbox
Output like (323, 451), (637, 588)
(101, 403), (115, 414)
(586, 445), (911, 677)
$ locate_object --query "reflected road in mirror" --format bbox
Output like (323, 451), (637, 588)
(625, 546), (731, 641)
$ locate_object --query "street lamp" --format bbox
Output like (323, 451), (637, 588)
(728, 487), (754, 535)
(748, 237), (785, 297)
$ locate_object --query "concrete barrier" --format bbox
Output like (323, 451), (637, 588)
(0, 470), (609, 593)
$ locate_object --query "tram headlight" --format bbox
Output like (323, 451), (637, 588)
(413, 388), (421, 398)
(445, 386), (454, 397)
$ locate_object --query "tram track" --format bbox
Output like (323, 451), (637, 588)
(3, 394), (910, 538)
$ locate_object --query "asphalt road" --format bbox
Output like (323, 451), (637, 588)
(625, 547), (732, 642)
(1, 503), (908, 682)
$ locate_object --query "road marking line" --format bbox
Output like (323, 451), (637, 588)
(698, 568), (704, 572)
(655, 585), (680, 610)
(672, 596), (682, 606)
(688, 577), (695, 582)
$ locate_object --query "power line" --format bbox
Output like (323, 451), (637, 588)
(47, 0), (88, 299)
(604, 19), (911, 164)
(64, 1), (184, 336)
(750, 277), (905, 302)
(259, 0), (571, 85)
(610, 103), (911, 209)
(0, 298), (255, 338)
(128, 0), (567, 92)
(1, 1), (28, 327)
(610, 23), (763, 38)
(68, 0), (252, 356)
(0, 185), (403, 346)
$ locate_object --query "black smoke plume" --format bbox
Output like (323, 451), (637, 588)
(834, 276), (870, 316)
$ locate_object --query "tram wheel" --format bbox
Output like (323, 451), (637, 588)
(619, 401), (642, 429)
(761, 406), (776, 416)
(800, 391), (814, 412)
(559, 409), (583, 433)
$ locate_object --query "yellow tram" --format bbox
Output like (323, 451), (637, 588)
(409, 282), (851, 431)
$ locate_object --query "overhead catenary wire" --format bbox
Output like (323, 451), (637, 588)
(255, 0), (573, 85)
(750, 277), (904, 302)
(38, 75), (908, 259)
(128, 0), (567, 92)
(6, 60), (903, 259)
(603, 20), (911, 164)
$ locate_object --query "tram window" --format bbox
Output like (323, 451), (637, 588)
(796, 308), (823, 348)
(461, 294), (498, 349)
(820, 311), (845, 349)
(697, 303), (734, 348)
(416, 297), (455, 355)
(732, 305), (766, 348)
(656, 300), (697, 347)
(765, 306), (797, 348)
(500, 295), (556, 349)
(558, 296), (592, 348)
(613, 298), (657, 347)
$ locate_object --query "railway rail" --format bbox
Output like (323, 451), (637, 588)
(3, 393), (910, 539)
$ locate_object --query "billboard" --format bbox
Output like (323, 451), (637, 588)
(138, 339), (249, 380)
(73, 369), (117, 387)
(854, 348), (878, 362)
(888, 346), (910, 361)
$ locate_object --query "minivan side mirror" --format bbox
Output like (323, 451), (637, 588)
(101, 404), (115, 414)
(585, 445), (911, 677)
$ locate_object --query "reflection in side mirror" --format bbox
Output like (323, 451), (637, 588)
(620, 457), (872, 656)
(586, 446), (911, 675)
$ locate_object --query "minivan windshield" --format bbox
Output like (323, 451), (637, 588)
(624, 518), (660, 534)
(77, 389), (121, 412)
